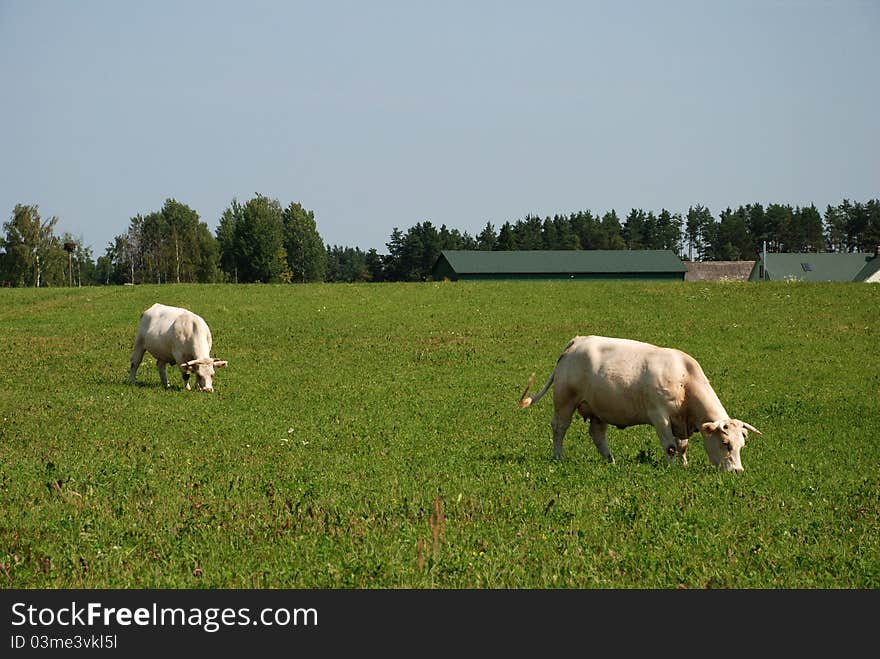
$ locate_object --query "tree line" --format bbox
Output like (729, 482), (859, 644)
(2, 196), (878, 286)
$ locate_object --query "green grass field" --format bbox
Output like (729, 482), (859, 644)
(1, 281), (877, 588)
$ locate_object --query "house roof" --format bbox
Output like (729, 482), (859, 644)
(760, 252), (877, 282)
(436, 250), (686, 274)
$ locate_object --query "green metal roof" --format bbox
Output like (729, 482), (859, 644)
(855, 256), (880, 282)
(757, 252), (877, 282)
(436, 250), (686, 274)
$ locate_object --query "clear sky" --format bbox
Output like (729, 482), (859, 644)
(2, 0), (878, 256)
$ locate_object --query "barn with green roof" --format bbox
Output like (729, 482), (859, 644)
(431, 250), (687, 281)
(748, 251), (880, 282)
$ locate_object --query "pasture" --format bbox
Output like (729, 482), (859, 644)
(0, 281), (877, 588)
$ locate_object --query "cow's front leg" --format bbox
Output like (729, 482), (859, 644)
(651, 416), (682, 466)
(180, 366), (191, 390)
(676, 438), (689, 467)
(157, 362), (170, 389)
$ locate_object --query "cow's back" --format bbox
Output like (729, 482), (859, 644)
(171, 310), (212, 357)
(136, 303), (211, 362)
(138, 303), (181, 336)
(558, 335), (693, 427)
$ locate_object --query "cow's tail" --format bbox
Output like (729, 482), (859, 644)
(519, 370), (554, 409)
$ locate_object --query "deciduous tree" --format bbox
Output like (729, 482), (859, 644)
(283, 202), (327, 283)
(1, 204), (64, 287)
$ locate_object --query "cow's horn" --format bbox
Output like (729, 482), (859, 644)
(213, 359), (228, 368)
(742, 422), (763, 436)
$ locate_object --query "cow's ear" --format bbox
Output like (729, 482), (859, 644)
(213, 360), (228, 368)
(701, 421), (720, 435)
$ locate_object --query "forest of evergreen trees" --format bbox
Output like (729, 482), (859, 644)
(1, 196), (878, 286)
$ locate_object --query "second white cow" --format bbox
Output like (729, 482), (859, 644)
(129, 303), (228, 393)
(519, 335), (761, 472)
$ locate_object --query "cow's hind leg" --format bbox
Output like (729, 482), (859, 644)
(551, 413), (573, 460)
(588, 418), (615, 464)
(550, 401), (577, 460)
(129, 342), (146, 384)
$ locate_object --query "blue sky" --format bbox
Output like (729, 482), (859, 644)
(1, 0), (877, 255)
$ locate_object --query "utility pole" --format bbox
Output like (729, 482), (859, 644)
(64, 242), (76, 287)
(762, 240), (767, 280)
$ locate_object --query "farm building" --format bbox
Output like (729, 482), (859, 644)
(431, 250), (687, 281)
(748, 251), (880, 282)
(685, 260), (756, 282)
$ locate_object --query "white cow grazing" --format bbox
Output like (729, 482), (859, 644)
(129, 303), (228, 393)
(519, 335), (761, 472)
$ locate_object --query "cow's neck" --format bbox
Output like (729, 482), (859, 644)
(689, 383), (729, 424)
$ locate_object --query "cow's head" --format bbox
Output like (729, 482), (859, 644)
(700, 419), (762, 473)
(182, 358), (228, 393)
